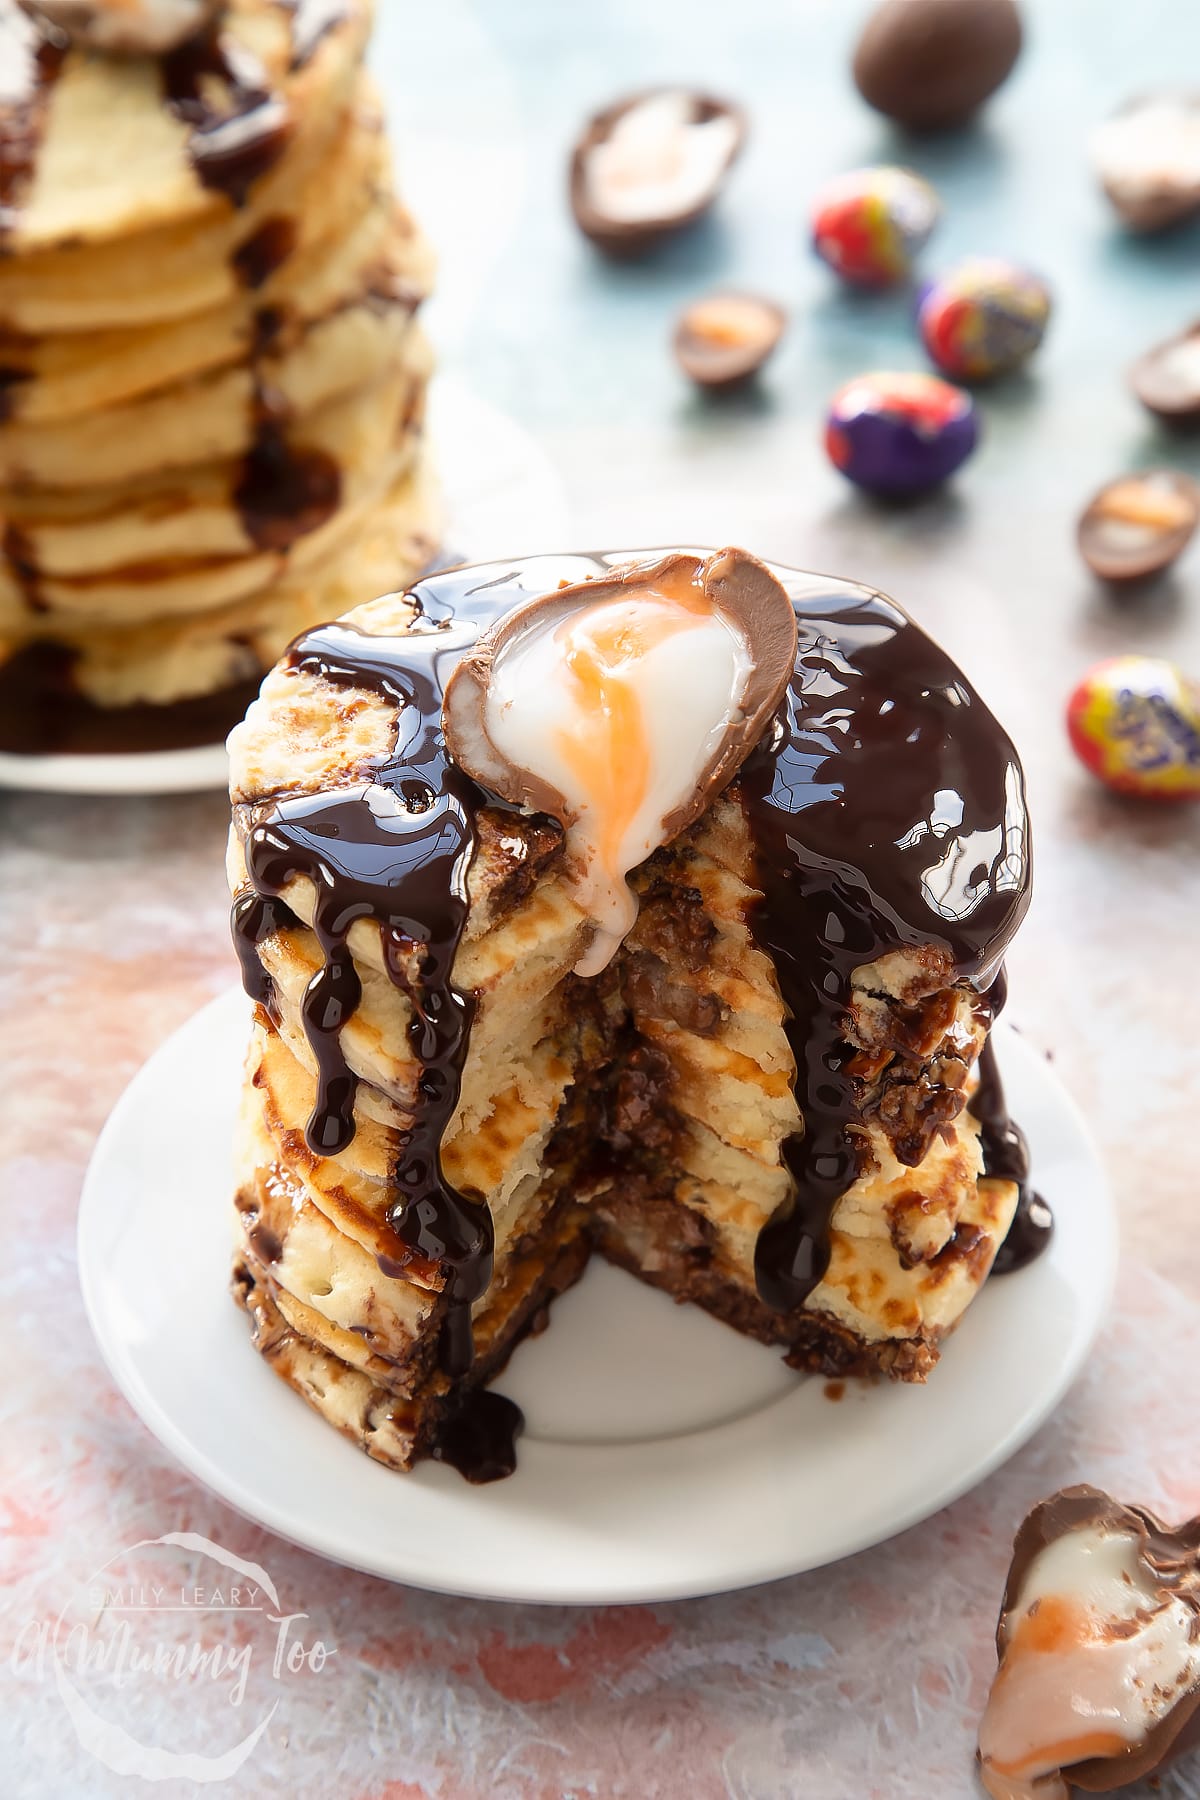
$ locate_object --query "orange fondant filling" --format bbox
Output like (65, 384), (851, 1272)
(988, 1598), (1138, 1778)
(553, 585), (714, 882)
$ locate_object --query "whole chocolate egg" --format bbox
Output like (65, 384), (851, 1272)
(811, 165), (940, 286)
(917, 257), (1051, 381)
(824, 371), (978, 495)
(1067, 655), (1200, 800)
(852, 0), (1023, 132)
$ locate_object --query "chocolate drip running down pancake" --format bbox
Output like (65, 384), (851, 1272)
(0, 0), (442, 740)
(227, 547), (1039, 1480)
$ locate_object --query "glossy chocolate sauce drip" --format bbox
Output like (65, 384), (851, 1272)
(233, 216), (297, 288)
(162, 25), (291, 206)
(0, 4), (66, 232)
(0, 642), (262, 754)
(742, 580), (1033, 1313)
(971, 969), (1054, 1274)
(229, 555), (1036, 1475)
(234, 383), (340, 552)
(279, 0), (349, 69)
(230, 890), (293, 1020)
(233, 581), (514, 1377)
(431, 1390), (523, 1485)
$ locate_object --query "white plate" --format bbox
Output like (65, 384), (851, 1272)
(0, 376), (568, 798)
(78, 990), (1116, 1606)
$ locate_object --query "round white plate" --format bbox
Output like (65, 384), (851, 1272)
(78, 990), (1117, 1606)
(0, 375), (568, 799)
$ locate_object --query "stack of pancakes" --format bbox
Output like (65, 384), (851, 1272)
(226, 561), (1023, 1474)
(0, 0), (438, 746)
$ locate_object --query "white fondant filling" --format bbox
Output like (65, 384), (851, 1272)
(979, 1525), (1200, 1800)
(584, 92), (738, 225)
(484, 586), (751, 975)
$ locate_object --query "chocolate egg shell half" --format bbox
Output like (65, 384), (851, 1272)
(569, 87), (746, 259)
(1067, 655), (1200, 800)
(1077, 469), (1199, 582)
(1092, 93), (1200, 232)
(442, 547), (799, 838)
(824, 370), (978, 496)
(810, 165), (941, 287)
(985, 1487), (1200, 1795)
(852, 0), (1023, 132)
(917, 257), (1051, 381)
(1130, 320), (1200, 423)
(673, 292), (785, 388)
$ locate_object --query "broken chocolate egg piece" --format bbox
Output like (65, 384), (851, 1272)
(1092, 93), (1200, 232)
(979, 1486), (1200, 1799)
(442, 548), (798, 975)
(1077, 469), (1199, 582)
(673, 291), (785, 388)
(569, 88), (745, 257)
(21, 0), (220, 54)
(1130, 320), (1200, 423)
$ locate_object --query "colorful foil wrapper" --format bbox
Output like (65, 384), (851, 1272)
(1067, 655), (1200, 800)
(917, 258), (1051, 382)
(811, 166), (940, 286)
(824, 370), (978, 495)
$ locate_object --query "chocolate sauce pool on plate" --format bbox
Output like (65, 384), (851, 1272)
(231, 554), (1041, 1478)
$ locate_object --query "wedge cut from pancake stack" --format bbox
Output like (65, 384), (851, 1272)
(226, 547), (1042, 1482)
(0, 0), (439, 755)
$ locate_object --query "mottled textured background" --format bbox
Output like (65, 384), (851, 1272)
(4, 0), (1200, 1793)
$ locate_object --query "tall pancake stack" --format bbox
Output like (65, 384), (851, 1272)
(0, 0), (439, 752)
(226, 549), (1038, 1479)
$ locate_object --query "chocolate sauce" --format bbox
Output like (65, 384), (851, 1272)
(233, 216), (297, 288)
(3, 518), (42, 611)
(162, 26), (291, 207)
(0, 362), (30, 419)
(741, 576), (1033, 1313)
(0, 3), (66, 232)
(278, 0), (349, 69)
(229, 554), (1039, 1474)
(234, 385), (340, 551)
(0, 642), (261, 754)
(969, 973), (1053, 1273)
(430, 1390), (524, 1484)
(232, 583), (516, 1377)
(231, 890), (293, 1018)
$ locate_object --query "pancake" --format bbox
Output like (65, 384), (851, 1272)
(3, 0), (372, 254)
(0, 1), (438, 740)
(0, 76), (385, 334)
(226, 548), (1038, 1477)
(0, 449), (440, 707)
(0, 195), (431, 426)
